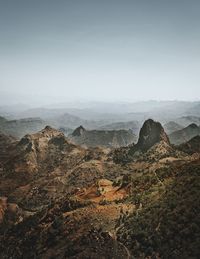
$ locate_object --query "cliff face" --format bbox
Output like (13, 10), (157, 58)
(130, 119), (170, 153)
(70, 126), (137, 148)
(137, 119), (170, 151)
(72, 125), (86, 136)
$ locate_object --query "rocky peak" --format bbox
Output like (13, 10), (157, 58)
(4, 126), (74, 183)
(16, 126), (67, 155)
(72, 125), (86, 137)
(187, 123), (198, 129)
(135, 119), (170, 152)
(43, 125), (54, 131)
(40, 125), (63, 136)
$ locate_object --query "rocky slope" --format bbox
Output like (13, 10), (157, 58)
(177, 135), (200, 155)
(0, 133), (16, 166)
(117, 161), (200, 258)
(113, 119), (183, 164)
(0, 126), (95, 197)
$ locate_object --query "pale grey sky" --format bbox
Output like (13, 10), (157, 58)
(0, 0), (200, 105)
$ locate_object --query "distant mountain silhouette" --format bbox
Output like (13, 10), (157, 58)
(169, 123), (200, 145)
(164, 121), (183, 134)
(70, 126), (136, 148)
(177, 135), (200, 154)
(72, 125), (86, 136)
(0, 116), (46, 138)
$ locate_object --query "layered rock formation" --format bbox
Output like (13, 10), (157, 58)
(69, 126), (137, 148)
(0, 116), (46, 138)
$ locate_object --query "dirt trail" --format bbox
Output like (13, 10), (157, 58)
(118, 241), (131, 259)
(109, 231), (131, 259)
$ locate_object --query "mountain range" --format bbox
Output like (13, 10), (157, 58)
(0, 118), (199, 258)
(169, 123), (200, 145)
(69, 125), (137, 148)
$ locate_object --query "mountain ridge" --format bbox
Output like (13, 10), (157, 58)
(169, 123), (200, 145)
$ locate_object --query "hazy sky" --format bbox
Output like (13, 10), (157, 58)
(0, 0), (200, 105)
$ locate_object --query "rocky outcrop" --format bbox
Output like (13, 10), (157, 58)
(113, 119), (171, 162)
(72, 125), (86, 136)
(0, 197), (22, 226)
(130, 119), (170, 154)
(3, 126), (80, 185)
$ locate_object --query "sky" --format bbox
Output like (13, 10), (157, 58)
(0, 0), (200, 105)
